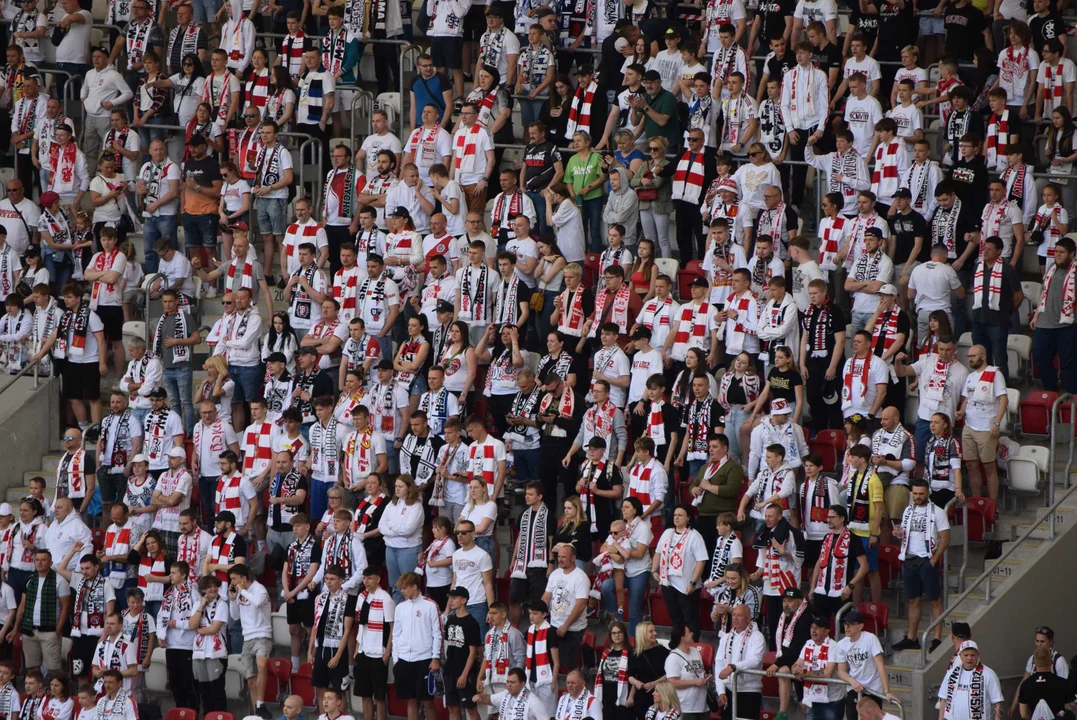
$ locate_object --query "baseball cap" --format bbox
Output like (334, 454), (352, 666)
(810, 616), (830, 629)
(215, 511), (237, 525)
(879, 284), (899, 296)
(166, 447), (186, 459)
(148, 387), (168, 399)
(717, 178), (740, 195)
(959, 640), (979, 653)
(782, 587), (804, 600)
(892, 188), (912, 199)
(485, 4), (504, 17)
(643, 69), (662, 82)
(690, 276), (708, 288)
(389, 206), (412, 219)
(267, 352), (288, 364)
(130, 454), (149, 465)
(229, 221), (249, 233)
(0, 504), (12, 517)
(864, 227), (884, 238)
(436, 299), (454, 314)
(376, 359), (394, 371)
(842, 609), (864, 624)
(615, 37), (630, 52)
(952, 622), (972, 639)
(587, 436), (608, 449)
(187, 133), (207, 147)
(630, 326), (652, 340)
(447, 586), (470, 600)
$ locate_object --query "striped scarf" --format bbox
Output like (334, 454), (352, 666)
(565, 81), (596, 139)
(321, 28), (349, 76)
(243, 68), (270, 113)
(595, 648), (629, 706)
(972, 258), (1003, 311)
(104, 525), (133, 587)
(511, 503), (550, 577)
(871, 141), (902, 199)
(525, 622), (553, 683)
(121, 611), (150, 665)
(280, 32), (308, 78)
(299, 68), (329, 123)
(313, 588), (350, 648)
(944, 662), (986, 720)
(210, 532), (236, 582)
(357, 589), (390, 646)
(453, 123), (483, 175)
(985, 110), (1008, 170)
(672, 151), (705, 205)
(1040, 260), (1077, 325)
(485, 621), (514, 685)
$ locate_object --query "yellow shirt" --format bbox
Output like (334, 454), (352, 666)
(849, 470), (884, 538)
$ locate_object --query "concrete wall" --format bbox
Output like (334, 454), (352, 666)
(0, 377), (59, 493)
(915, 507), (1077, 719)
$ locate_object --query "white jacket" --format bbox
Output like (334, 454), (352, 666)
(714, 621), (767, 695)
(392, 595), (442, 662)
(81, 65), (133, 117)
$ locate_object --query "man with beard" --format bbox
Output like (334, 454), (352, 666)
(892, 481), (950, 653)
(800, 279), (847, 434)
(1032, 237), (1077, 394)
(764, 586), (811, 717)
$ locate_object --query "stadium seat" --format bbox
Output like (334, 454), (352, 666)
(655, 258), (679, 280)
(1019, 391), (1059, 437)
(1006, 456), (1044, 508)
(648, 591), (674, 627)
(91, 528), (106, 553)
(203, 714), (234, 720)
(858, 601), (889, 636)
(963, 497), (997, 543)
(692, 643), (715, 672)
(584, 254), (601, 288)
(224, 655), (246, 700)
(1021, 282), (1042, 326)
(267, 658), (292, 703)
(1000, 388), (1020, 435)
(291, 663), (315, 707)
(1018, 445), (1050, 473)
(808, 430), (845, 473)
(699, 594), (715, 632)
(271, 607), (290, 648)
(164, 709), (198, 720)
(876, 544), (902, 599)
(1007, 335), (1031, 382)
(677, 264), (705, 301)
(145, 647), (168, 695)
(387, 684), (410, 717)
(761, 651), (779, 697)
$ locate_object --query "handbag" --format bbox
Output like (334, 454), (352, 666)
(529, 292), (545, 312)
(637, 169), (658, 202)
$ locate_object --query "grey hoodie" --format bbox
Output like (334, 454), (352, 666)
(602, 166), (639, 247)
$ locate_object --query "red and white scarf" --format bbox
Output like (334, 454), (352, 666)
(214, 472), (243, 514)
(672, 151), (706, 205)
(972, 258), (1003, 311)
(244, 67), (270, 113)
(985, 110), (1009, 170)
(90, 248), (120, 309)
(49, 141), (77, 194)
(565, 81), (597, 138)
(718, 370), (760, 412)
(724, 293), (755, 354)
(280, 31), (307, 78)
(775, 599), (807, 648)
(491, 189), (523, 238)
(801, 640), (834, 704)
(871, 141), (901, 198)
(241, 421), (275, 478)
(333, 265), (361, 319)
(203, 71), (236, 126)
(813, 527), (850, 597)
(871, 307), (901, 357)
(628, 459), (657, 507)
(209, 532), (236, 582)
(657, 529), (693, 582)
(842, 355), (873, 410)
(103, 525), (132, 586)
(227, 253), (254, 290)
(558, 287), (587, 335)
(484, 621), (515, 685)
(594, 647), (629, 706)
(453, 123), (483, 175)
(590, 283), (632, 336)
(524, 622), (554, 683)
(646, 401), (666, 442)
(468, 440), (500, 497)
(672, 300), (713, 353)
(1040, 260), (1077, 325)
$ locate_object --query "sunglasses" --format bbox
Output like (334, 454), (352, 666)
(63, 436), (75, 441)
(455, 530), (472, 535)
(648, 146), (661, 152)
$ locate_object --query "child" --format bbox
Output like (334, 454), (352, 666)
(717, 72), (757, 157)
(887, 79), (924, 146)
(997, 21), (1040, 141)
(28, 476), (51, 521)
(678, 39), (708, 100)
(18, 671), (45, 719)
(702, 218), (747, 308)
(941, 86), (975, 167)
(686, 72), (718, 149)
(219, 160), (252, 263)
(590, 520), (631, 617)
(0, 294), (30, 375)
(515, 25), (555, 130)
(120, 240), (144, 323)
(891, 46), (929, 107)
(70, 211), (95, 283)
(0, 661), (20, 720)
(522, 601), (558, 714)
(757, 79), (788, 192)
(702, 512), (744, 596)
(121, 587), (157, 704)
(73, 685), (96, 720)
(22, 246), (48, 307)
(598, 224), (634, 280)
(652, 29), (684, 94)
(916, 57), (963, 125)
(1033, 182), (1069, 271)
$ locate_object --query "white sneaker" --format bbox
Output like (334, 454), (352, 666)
(203, 286), (217, 298)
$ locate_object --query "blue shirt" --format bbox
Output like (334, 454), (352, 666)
(410, 72), (452, 124)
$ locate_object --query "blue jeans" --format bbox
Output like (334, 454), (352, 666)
(191, 0), (222, 22)
(601, 571), (649, 635)
(228, 363), (263, 404)
(581, 197), (604, 254)
(466, 601), (489, 639)
(519, 99), (544, 131)
(526, 191), (549, 237)
(724, 407), (750, 463)
(1034, 324), (1077, 393)
(851, 310), (873, 332)
(143, 215), (178, 274)
(385, 544), (420, 603)
(914, 417), (932, 464)
(132, 407), (149, 427)
(807, 699), (845, 720)
(972, 320), (1009, 381)
(514, 448), (539, 484)
(475, 534), (494, 558)
(53, 62), (86, 101)
(310, 478), (333, 527)
(227, 613), (243, 654)
(139, 118), (169, 161)
(181, 213), (219, 250)
(44, 252), (71, 297)
(537, 290), (558, 343)
(163, 366), (195, 433)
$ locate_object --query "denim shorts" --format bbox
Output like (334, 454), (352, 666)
(902, 556), (941, 600)
(228, 363), (264, 404)
(181, 213), (220, 248)
(255, 197), (289, 235)
(409, 372), (428, 396)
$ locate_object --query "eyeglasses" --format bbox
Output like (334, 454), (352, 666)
(455, 530), (472, 535)
(183, 60), (195, 66)
(749, 151), (763, 157)
(243, 113), (258, 118)
(5, 186), (19, 192)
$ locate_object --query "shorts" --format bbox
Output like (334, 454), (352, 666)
(444, 671), (478, 708)
(180, 212), (220, 248)
(392, 658), (434, 700)
(255, 196), (289, 236)
(463, 5), (486, 41)
(430, 37), (464, 70)
(352, 653), (390, 699)
(285, 596), (315, 627)
(97, 305), (124, 341)
(62, 361), (101, 401)
(857, 534), (879, 572)
(73, 634), (98, 677)
(228, 362), (263, 404)
(509, 567), (548, 607)
(919, 16), (944, 34)
(241, 636), (273, 678)
(408, 372), (428, 396)
(98, 470), (126, 505)
(961, 427), (998, 463)
(885, 483), (911, 520)
(902, 555), (941, 600)
(896, 260), (919, 279)
(311, 645), (350, 689)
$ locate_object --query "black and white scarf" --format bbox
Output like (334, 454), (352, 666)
(401, 433), (439, 486)
(944, 662), (986, 720)
(931, 198), (963, 258)
(151, 311), (190, 363)
(707, 532), (739, 584)
(56, 291), (91, 359)
(506, 385), (542, 438)
(100, 410), (133, 470)
(313, 588), (350, 648)
(510, 502), (550, 578)
(310, 417), (340, 479)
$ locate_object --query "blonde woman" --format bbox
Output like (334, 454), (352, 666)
(195, 355), (235, 422)
(463, 478), (497, 559)
(631, 135), (672, 258)
(644, 679), (681, 720)
(378, 475), (425, 602)
(554, 496), (592, 569)
(628, 622), (671, 719)
(707, 563), (761, 635)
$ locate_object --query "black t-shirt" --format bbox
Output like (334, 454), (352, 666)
(444, 612), (482, 677)
(184, 154), (222, 187)
(802, 302), (849, 358)
(270, 473), (310, 531)
(812, 42), (844, 84)
(847, 3), (880, 51)
(949, 157), (989, 219)
(523, 141), (563, 192)
(871, 310), (912, 359)
(1019, 672), (1075, 718)
(766, 367), (803, 404)
(765, 50), (796, 82)
(889, 209), (929, 265)
(1030, 12), (1068, 54)
(816, 528), (866, 592)
(944, 3), (987, 61)
(756, 0), (796, 45)
(971, 262), (1019, 325)
(877, 1), (916, 59)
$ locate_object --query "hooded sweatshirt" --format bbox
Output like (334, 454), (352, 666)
(602, 166), (640, 246)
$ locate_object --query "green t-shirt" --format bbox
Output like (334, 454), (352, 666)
(643, 89), (681, 146)
(566, 150), (604, 202)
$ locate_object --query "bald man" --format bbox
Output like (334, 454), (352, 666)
(715, 604), (766, 720)
(957, 344), (1008, 505)
(44, 497), (94, 573)
(554, 671), (601, 720)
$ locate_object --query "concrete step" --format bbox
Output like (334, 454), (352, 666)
(1013, 505), (1077, 540)
(5, 486), (31, 505)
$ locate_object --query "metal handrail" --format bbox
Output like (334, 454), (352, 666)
(732, 668), (904, 720)
(919, 396), (1077, 667)
(141, 273), (165, 347)
(1048, 393), (1076, 507)
(0, 356), (44, 395)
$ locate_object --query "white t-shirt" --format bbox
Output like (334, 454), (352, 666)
(463, 500), (498, 538)
(423, 538), (456, 588)
(843, 56), (882, 84)
(544, 567), (590, 631)
(836, 632), (885, 694)
(220, 179), (251, 215)
(404, 127), (453, 186)
(361, 132), (403, 180)
(961, 368), (1008, 432)
(887, 103), (923, 140)
(88, 175), (125, 224)
(904, 502), (950, 558)
(440, 180), (467, 236)
(624, 518), (653, 577)
(910, 355), (968, 422)
(655, 529), (708, 594)
(253, 144), (293, 200)
(0, 583), (16, 627)
(844, 95), (884, 158)
(32, 572), (71, 626)
(451, 544), (493, 604)
(54, 9), (91, 63)
(0, 198), (40, 256)
(66, 311), (105, 364)
(196, 420), (239, 472)
(137, 160), (182, 216)
(652, 50), (685, 94)
(88, 250), (128, 306)
(505, 237), (539, 287)
(593, 345), (631, 407)
(629, 348), (663, 404)
(793, 0), (837, 25)
(664, 647), (708, 712)
(997, 47), (1040, 108)
(908, 261), (961, 313)
(938, 665), (1003, 720)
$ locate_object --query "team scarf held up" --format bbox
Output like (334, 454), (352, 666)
(871, 141), (902, 198)
(972, 257), (1004, 311)
(673, 150), (706, 205)
(565, 81), (596, 138)
(56, 291), (91, 358)
(985, 109), (1009, 170)
(813, 525), (851, 596)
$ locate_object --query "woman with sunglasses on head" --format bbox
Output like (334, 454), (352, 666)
(156, 53), (206, 159)
(133, 50), (169, 151)
(631, 135), (672, 258)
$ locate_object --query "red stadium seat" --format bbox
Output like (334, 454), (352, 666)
(1019, 391), (1059, 437)
(203, 714), (234, 720)
(761, 651), (779, 697)
(584, 253), (601, 288)
(876, 544), (902, 594)
(742, 544), (759, 574)
(291, 663), (315, 707)
(699, 594), (715, 632)
(962, 497), (997, 543)
(648, 591), (674, 627)
(387, 684), (410, 717)
(677, 267), (705, 301)
(267, 658), (292, 701)
(762, 711), (778, 720)
(91, 528), (106, 553)
(692, 643), (715, 672)
(164, 709), (198, 720)
(857, 601), (889, 635)
(808, 429), (846, 473)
